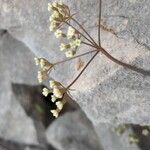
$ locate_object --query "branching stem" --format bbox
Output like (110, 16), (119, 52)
(71, 17), (98, 46)
(54, 50), (97, 65)
(64, 20), (97, 47)
(99, 47), (150, 76)
(98, 0), (102, 46)
(67, 51), (99, 89)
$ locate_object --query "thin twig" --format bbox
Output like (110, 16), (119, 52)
(64, 20), (95, 46)
(71, 17), (98, 47)
(54, 50), (97, 65)
(82, 41), (96, 48)
(67, 51), (99, 89)
(98, 0), (102, 46)
(99, 47), (150, 76)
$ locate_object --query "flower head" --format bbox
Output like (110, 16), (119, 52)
(74, 39), (81, 47)
(37, 70), (47, 83)
(51, 109), (60, 118)
(65, 50), (76, 57)
(51, 95), (58, 102)
(56, 101), (64, 110)
(42, 88), (50, 97)
(49, 80), (61, 88)
(48, 2), (71, 31)
(67, 26), (76, 39)
(34, 58), (53, 83)
(53, 87), (63, 98)
(34, 57), (40, 66)
(54, 29), (63, 38)
(60, 43), (70, 51)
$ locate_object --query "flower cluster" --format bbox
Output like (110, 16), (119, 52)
(34, 58), (53, 83)
(48, 1), (71, 31)
(48, 2), (81, 58)
(59, 26), (81, 57)
(42, 80), (66, 118)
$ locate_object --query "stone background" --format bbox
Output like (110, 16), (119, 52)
(0, 0), (150, 149)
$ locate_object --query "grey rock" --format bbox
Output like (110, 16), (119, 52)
(96, 124), (140, 150)
(46, 110), (102, 150)
(0, 0), (150, 126)
(0, 31), (38, 144)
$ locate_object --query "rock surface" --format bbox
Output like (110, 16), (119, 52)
(46, 110), (102, 150)
(0, 31), (38, 144)
(96, 124), (140, 150)
(0, 0), (150, 126)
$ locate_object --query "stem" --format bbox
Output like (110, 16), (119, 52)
(98, 0), (102, 46)
(71, 17), (98, 47)
(54, 50), (97, 65)
(82, 41), (96, 48)
(64, 20), (95, 46)
(100, 47), (150, 76)
(67, 51), (99, 89)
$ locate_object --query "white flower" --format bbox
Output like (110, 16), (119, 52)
(37, 71), (43, 83)
(49, 21), (57, 31)
(56, 101), (64, 110)
(65, 50), (75, 57)
(53, 11), (60, 19)
(48, 3), (52, 11)
(52, 2), (57, 7)
(51, 109), (59, 118)
(70, 41), (77, 49)
(53, 87), (63, 98)
(40, 59), (45, 68)
(49, 80), (57, 88)
(42, 88), (50, 97)
(74, 39), (81, 47)
(37, 70), (47, 83)
(54, 29), (63, 38)
(67, 26), (75, 39)
(60, 43), (66, 51)
(34, 57), (40, 66)
(49, 25), (55, 31)
(51, 95), (57, 102)
(60, 43), (71, 51)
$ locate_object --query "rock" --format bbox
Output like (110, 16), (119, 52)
(0, 138), (43, 150)
(96, 124), (140, 150)
(0, 0), (150, 126)
(0, 31), (38, 144)
(46, 110), (102, 150)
